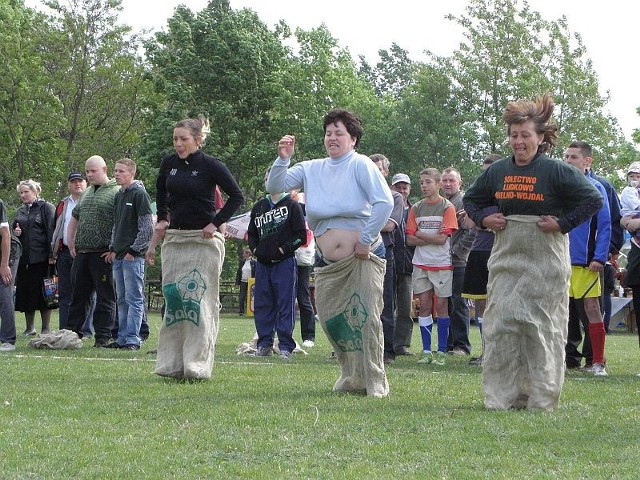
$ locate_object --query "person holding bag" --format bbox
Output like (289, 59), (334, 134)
(13, 179), (56, 335)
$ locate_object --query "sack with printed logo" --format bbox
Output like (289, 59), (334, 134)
(315, 254), (388, 398)
(155, 230), (225, 380)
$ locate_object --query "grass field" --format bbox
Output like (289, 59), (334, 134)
(1, 311), (639, 479)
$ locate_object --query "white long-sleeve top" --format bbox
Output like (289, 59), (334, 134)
(620, 185), (640, 217)
(266, 150), (393, 245)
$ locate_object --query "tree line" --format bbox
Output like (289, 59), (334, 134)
(2, 0), (639, 276)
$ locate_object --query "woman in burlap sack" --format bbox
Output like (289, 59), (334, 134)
(463, 95), (603, 411)
(266, 109), (393, 398)
(146, 117), (244, 380)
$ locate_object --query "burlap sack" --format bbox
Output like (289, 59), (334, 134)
(315, 254), (389, 398)
(483, 215), (570, 411)
(29, 329), (82, 350)
(155, 230), (225, 380)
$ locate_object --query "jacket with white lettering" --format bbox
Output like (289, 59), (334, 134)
(247, 193), (307, 264)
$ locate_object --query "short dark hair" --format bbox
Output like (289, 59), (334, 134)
(419, 168), (441, 182)
(370, 153), (390, 172)
(323, 109), (364, 148)
(483, 154), (502, 166)
(568, 141), (592, 158)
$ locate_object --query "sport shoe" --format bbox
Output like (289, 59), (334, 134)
(417, 352), (433, 364)
(301, 340), (315, 348)
(0, 342), (16, 352)
(592, 363), (608, 377)
(122, 344), (141, 351)
(103, 342), (123, 349)
(451, 347), (469, 356)
(383, 354), (395, 365)
(468, 355), (483, 366)
(433, 352), (446, 366)
(254, 346), (273, 357)
(395, 347), (415, 356)
(22, 329), (36, 336)
(279, 350), (291, 360)
(580, 364), (593, 374)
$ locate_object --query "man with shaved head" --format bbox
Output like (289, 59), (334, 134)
(66, 155), (120, 347)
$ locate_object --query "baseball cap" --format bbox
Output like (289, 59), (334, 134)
(68, 172), (85, 181)
(627, 163), (640, 175)
(391, 173), (411, 185)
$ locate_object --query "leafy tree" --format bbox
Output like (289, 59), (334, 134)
(0, 0), (64, 201)
(42, 0), (154, 193)
(275, 24), (382, 162)
(436, 0), (624, 179)
(358, 43), (413, 99)
(141, 0), (289, 206)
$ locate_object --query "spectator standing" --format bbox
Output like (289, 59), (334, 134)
(371, 154), (404, 364)
(563, 146), (611, 376)
(441, 168), (476, 356)
(66, 155), (119, 347)
(248, 171), (307, 359)
(0, 200), (22, 351)
(51, 172), (92, 332)
(619, 162), (640, 218)
(106, 159), (153, 350)
(406, 168), (458, 366)
(582, 143), (623, 334)
(235, 247), (256, 316)
(390, 173), (416, 356)
(293, 220), (317, 348)
(462, 155), (500, 366)
(13, 180), (56, 335)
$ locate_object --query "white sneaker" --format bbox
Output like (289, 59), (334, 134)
(301, 340), (315, 348)
(592, 363), (608, 377)
(0, 342), (16, 352)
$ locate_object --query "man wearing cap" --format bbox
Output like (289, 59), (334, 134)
(390, 173), (416, 356)
(371, 154), (404, 364)
(51, 172), (90, 331)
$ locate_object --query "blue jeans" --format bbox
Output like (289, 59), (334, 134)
(0, 261), (18, 344)
(112, 257), (145, 346)
(56, 247), (74, 330)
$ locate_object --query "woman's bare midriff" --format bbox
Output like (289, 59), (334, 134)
(316, 229), (361, 263)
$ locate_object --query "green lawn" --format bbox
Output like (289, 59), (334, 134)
(1, 312), (639, 479)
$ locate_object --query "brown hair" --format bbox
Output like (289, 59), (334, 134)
(323, 109), (364, 148)
(419, 168), (441, 182)
(175, 115), (210, 149)
(115, 158), (137, 174)
(503, 94), (557, 153)
(568, 141), (592, 158)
